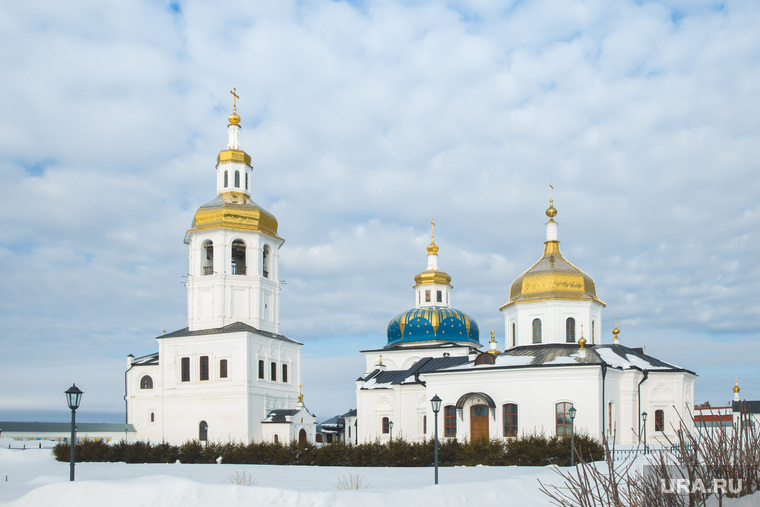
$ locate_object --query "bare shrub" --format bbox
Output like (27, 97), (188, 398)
(225, 470), (257, 485)
(335, 473), (370, 490)
(540, 410), (760, 507)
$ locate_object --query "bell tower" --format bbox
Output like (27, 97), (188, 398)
(184, 91), (283, 332)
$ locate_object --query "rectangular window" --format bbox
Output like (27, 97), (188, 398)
(271, 362), (277, 382)
(423, 415), (427, 434)
(181, 357), (190, 382)
(258, 360), (264, 379)
(425, 290), (431, 302)
(220, 359), (228, 378)
(556, 402), (573, 436)
(436, 291), (442, 302)
(282, 364), (288, 383)
(444, 406), (457, 437)
(382, 417), (390, 434)
(199, 356), (209, 381)
(503, 404), (518, 437)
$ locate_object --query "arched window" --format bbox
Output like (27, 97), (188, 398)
(224, 170), (228, 187)
(202, 240), (214, 275)
(234, 170), (240, 187)
(274, 434), (279, 443)
(282, 364), (288, 383)
(140, 375), (153, 389)
(503, 404), (518, 437)
(245, 172), (248, 190)
(423, 415), (427, 434)
(150, 412), (154, 422)
(262, 245), (270, 278)
(556, 402), (573, 436)
(299, 429), (307, 444)
(382, 417), (390, 434)
(655, 409), (665, 432)
(271, 362), (277, 381)
(199, 421), (208, 442)
(231, 240), (246, 275)
(592, 321), (595, 343)
(258, 360), (264, 379)
(444, 406), (457, 437)
(566, 318), (576, 343)
(512, 323), (516, 347)
(532, 319), (542, 343)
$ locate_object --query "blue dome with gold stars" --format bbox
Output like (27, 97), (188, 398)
(386, 307), (480, 347)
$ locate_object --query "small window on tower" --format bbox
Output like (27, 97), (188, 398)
(425, 290), (431, 302)
(263, 245), (270, 278)
(532, 319), (542, 343)
(512, 323), (516, 347)
(199, 356), (209, 381)
(437, 291), (442, 302)
(234, 170), (240, 187)
(181, 357), (190, 382)
(219, 359), (228, 378)
(245, 172), (248, 190)
(224, 170), (228, 187)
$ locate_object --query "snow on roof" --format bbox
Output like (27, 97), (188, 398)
(595, 348), (680, 371)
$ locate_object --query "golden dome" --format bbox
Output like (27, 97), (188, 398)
(228, 112), (241, 125)
(427, 240), (439, 255)
(414, 270), (452, 286)
(503, 241), (604, 307)
(217, 149), (252, 166)
(188, 191), (280, 239)
(734, 378), (740, 394)
(578, 336), (587, 350)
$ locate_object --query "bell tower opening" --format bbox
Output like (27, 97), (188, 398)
(231, 240), (246, 275)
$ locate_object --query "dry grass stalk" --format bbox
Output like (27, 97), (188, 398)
(335, 473), (370, 490)
(225, 470), (257, 485)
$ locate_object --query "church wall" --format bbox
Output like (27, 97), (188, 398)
(125, 363), (162, 442)
(424, 366), (604, 441)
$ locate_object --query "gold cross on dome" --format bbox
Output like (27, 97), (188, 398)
(549, 181), (554, 204)
(230, 87), (239, 112)
(431, 218), (435, 240)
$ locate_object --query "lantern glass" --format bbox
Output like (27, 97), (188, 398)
(65, 384), (83, 410)
(431, 394), (442, 414)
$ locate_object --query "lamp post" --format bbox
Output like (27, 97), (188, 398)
(389, 421), (394, 442)
(431, 394), (442, 485)
(65, 384), (83, 481)
(569, 406), (577, 467)
(642, 411), (648, 455)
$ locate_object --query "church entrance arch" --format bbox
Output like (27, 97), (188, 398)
(470, 405), (489, 441)
(299, 429), (307, 444)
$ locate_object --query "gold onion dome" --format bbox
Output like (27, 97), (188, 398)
(189, 192), (280, 238)
(504, 202), (604, 307)
(734, 378), (740, 394)
(228, 112), (241, 125)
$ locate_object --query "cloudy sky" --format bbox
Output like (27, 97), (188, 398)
(1, 0), (758, 422)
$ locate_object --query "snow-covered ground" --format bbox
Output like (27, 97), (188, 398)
(1, 439), (758, 507)
(0, 439), (564, 507)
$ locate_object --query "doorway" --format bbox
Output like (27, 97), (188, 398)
(470, 405), (489, 441)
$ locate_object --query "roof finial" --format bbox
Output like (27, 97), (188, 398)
(228, 88), (241, 126)
(427, 219), (439, 256)
(378, 354), (383, 365)
(488, 322), (499, 355)
(612, 317), (620, 344)
(298, 384), (304, 404)
(578, 323), (586, 350)
(546, 181), (557, 220)
(734, 378), (740, 393)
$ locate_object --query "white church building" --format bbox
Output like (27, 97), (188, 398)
(356, 198), (696, 446)
(125, 97), (315, 445)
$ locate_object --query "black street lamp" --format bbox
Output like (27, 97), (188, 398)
(65, 384), (83, 481)
(431, 394), (442, 485)
(389, 421), (394, 441)
(642, 411), (648, 455)
(569, 406), (577, 467)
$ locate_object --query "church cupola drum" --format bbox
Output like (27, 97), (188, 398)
(184, 90), (283, 333)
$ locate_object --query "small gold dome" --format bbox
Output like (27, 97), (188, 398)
(427, 240), (439, 255)
(612, 317), (620, 341)
(228, 112), (241, 125)
(734, 378), (740, 394)
(188, 191), (280, 239)
(414, 270), (452, 286)
(546, 204), (557, 219)
(503, 241), (604, 307)
(578, 336), (587, 350)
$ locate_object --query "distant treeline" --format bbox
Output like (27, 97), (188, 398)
(53, 433), (602, 467)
